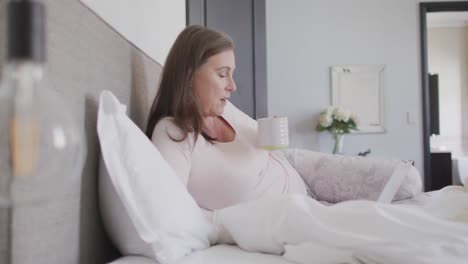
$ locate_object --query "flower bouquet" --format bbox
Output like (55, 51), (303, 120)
(316, 107), (358, 154)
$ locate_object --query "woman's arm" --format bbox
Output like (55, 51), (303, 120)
(151, 119), (229, 245)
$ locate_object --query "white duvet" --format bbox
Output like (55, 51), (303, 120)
(211, 185), (468, 264)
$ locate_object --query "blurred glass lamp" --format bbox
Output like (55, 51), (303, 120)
(0, 0), (86, 207)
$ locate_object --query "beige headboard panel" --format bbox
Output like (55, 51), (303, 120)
(0, 0), (162, 263)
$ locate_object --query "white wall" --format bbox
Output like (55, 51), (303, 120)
(79, 0), (185, 65)
(266, 0), (424, 173)
(428, 26), (468, 157)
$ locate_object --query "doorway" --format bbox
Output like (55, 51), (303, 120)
(420, 1), (468, 191)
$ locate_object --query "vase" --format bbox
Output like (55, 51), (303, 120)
(332, 133), (344, 154)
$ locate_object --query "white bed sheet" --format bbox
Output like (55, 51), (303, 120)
(112, 191), (449, 264)
(393, 190), (438, 206)
(178, 244), (292, 264)
(111, 245), (292, 264)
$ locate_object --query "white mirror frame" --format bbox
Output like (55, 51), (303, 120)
(331, 65), (385, 133)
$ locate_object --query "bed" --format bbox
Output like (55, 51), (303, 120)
(105, 191), (443, 264)
(118, 186), (468, 264)
(113, 245), (293, 264)
(128, 194), (446, 264)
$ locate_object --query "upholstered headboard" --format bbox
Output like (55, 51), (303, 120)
(0, 0), (161, 263)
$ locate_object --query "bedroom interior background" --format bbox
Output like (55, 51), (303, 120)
(1, 0), (467, 263)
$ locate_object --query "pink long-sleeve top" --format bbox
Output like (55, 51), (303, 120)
(151, 101), (307, 211)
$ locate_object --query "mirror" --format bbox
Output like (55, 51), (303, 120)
(331, 65), (385, 133)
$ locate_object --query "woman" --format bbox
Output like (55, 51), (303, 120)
(146, 25), (309, 211)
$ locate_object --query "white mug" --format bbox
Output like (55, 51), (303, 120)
(257, 117), (289, 150)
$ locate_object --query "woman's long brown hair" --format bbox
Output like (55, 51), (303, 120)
(145, 25), (234, 143)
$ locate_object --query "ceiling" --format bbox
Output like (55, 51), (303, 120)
(427, 12), (468, 28)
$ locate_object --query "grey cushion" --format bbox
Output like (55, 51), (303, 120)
(282, 148), (422, 203)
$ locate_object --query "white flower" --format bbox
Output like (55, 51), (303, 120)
(332, 107), (351, 122)
(332, 108), (341, 120)
(333, 108), (343, 121)
(316, 106), (358, 134)
(342, 110), (351, 122)
(319, 113), (333, 127)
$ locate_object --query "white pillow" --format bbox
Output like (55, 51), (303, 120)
(97, 90), (214, 264)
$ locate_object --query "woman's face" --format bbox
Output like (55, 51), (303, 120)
(192, 49), (236, 117)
